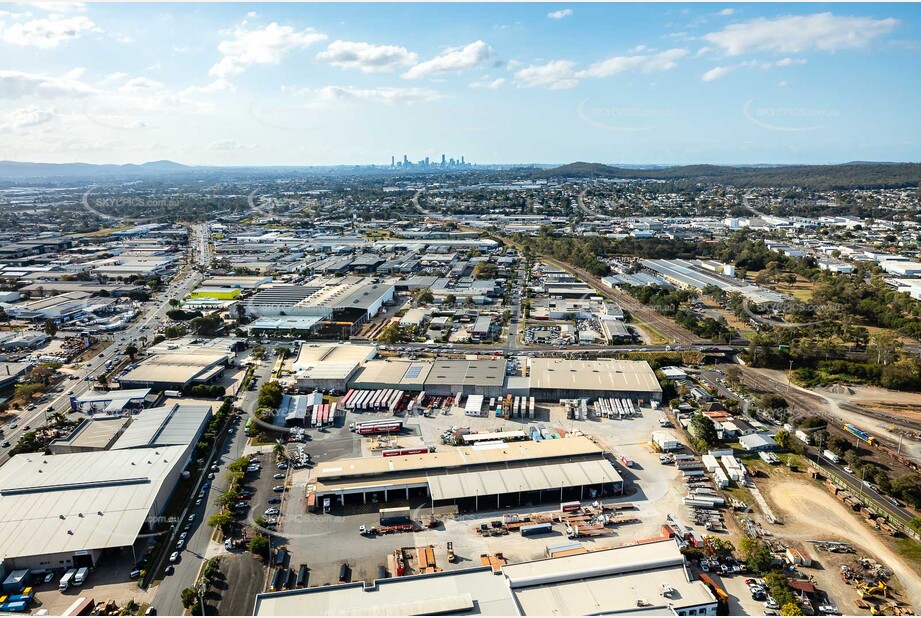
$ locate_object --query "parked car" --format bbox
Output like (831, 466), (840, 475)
(273, 473), (285, 479)
(267, 497), (281, 504)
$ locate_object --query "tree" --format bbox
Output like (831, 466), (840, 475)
(869, 331), (902, 365)
(258, 381), (283, 409)
(378, 323), (408, 345)
(168, 298), (181, 308)
(738, 537), (773, 573)
(248, 534), (270, 559)
(689, 414), (719, 448)
(125, 344), (138, 361)
(180, 587), (200, 612)
(444, 293), (456, 306)
(781, 602), (803, 616)
(43, 319), (58, 337)
(207, 511), (233, 532)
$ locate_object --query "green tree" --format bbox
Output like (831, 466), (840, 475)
(738, 537), (773, 572)
(180, 587), (199, 609)
(781, 602), (803, 616)
(248, 534), (270, 559)
(258, 381), (283, 409)
(125, 344), (138, 361)
(207, 511), (233, 532)
(689, 414), (719, 448)
(43, 319), (58, 337)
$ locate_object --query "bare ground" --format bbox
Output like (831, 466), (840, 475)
(764, 479), (921, 608)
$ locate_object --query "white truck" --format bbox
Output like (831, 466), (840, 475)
(823, 449), (841, 464)
(59, 569), (77, 591)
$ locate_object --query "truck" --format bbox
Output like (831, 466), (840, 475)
(379, 506), (412, 527)
(823, 449), (841, 464)
(73, 567), (88, 586)
(163, 390), (182, 398)
(620, 455), (634, 468)
(795, 430), (812, 445)
(59, 569), (77, 591)
(520, 522), (553, 537)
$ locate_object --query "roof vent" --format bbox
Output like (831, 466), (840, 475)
(59, 514), (65, 520)
(67, 530), (73, 535)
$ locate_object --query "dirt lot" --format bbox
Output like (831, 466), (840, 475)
(762, 478), (921, 609)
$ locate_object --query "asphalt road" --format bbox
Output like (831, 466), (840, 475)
(150, 351), (277, 616)
(809, 450), (915, 523)
(0, 263), (201, 462)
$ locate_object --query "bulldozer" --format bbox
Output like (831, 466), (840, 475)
(859, 581), (888, 599)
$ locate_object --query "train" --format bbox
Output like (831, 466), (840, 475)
(843, 423), (877, 446)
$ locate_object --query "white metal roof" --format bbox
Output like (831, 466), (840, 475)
(111, 404), (211, 450)
(0, 446), (187, 560)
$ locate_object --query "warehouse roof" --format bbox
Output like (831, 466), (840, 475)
(0, 445), (187, 561)
(293, 343), (377, 381)
(427, 459), (621, 501)
(49, 417), (128, 451)
(119, 353), (227, 386)
(528, 359), (662, 394)
(111, 403), (211, 450)
(424, 359), (506, 388)
(350, 360), (431, 389)
(254, 567), (516, 616)
(505, 538), (715, 615)
(314, 436), (604, 482)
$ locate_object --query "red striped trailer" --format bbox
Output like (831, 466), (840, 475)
(340, 389), (355, 407)
(382, 447), (431, 457)
(357, 422), (403, 435)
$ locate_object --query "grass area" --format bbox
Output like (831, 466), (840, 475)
(629, 319), (668, 345)
(892, 538), (921, 575)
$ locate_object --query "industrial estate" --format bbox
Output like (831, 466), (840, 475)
(1, 2), (921, 617)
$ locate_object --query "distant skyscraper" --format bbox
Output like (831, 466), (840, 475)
(441, 154), (446, 167)
(391, 155), (395, 169)
(461, 156), (465, 165)
(403, 154), (409, 166)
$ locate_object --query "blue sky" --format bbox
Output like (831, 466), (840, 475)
(1, 2), (919, 165)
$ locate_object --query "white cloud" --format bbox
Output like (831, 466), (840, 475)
(290, 85), (444, 105)
(778, 80), (788, 87)
(182, 78), (236, 94)
(0, 69), (96, 99)
(775, 57), (807, 66)
(576, 48), (688, 78)
(316, 40), (417, 73)
(470, 77), (506, 89)
(210, 22), (327, 77)
(717, 8), (735, 17)
(2, 105), (55, 130)
(209, 139), (256, 150)
(701, 65), (734, 81)
(402, 40), (492, 79)
(1, 15), (101, 48)
(513, 60), (578, 90)
(25, 2), (86, 12)
(113, 32), (133, 44)
(703, 12), (898, 56)
(547, 9), (573, 20)
(119, 77), (164, 93)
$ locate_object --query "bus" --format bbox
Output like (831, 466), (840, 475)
(245, 417), (254, 436)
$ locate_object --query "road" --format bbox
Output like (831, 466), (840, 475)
(150, 350), (277, 616)
(0, 262), (202, 462)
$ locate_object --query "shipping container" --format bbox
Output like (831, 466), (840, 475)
(520, 522), (553, 536)
(560, 501), (581, 512)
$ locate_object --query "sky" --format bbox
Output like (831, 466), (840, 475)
(1, 1), (920, 166)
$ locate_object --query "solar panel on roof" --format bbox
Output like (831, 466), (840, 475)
(405, 365), (423, 379)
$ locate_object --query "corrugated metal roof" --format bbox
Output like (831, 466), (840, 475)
(529, 359), (662, 394)
(0, 445), (187, 560)
(427, 459), (622, 501)
(111, 404), (211, 450)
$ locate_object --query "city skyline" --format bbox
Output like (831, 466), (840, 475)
(1, 2), (920, 166)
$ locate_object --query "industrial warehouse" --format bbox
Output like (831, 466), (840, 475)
(0, 403), (211, 572)
(307, 436), (623, 511)
(289, 346), (663, 404)
(252, 537), (717, 616)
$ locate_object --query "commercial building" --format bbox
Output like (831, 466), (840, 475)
(423, 359), (507, 397)
(253, 537), (716, 617)
(117, 352), (228, 391)
(110, 403), (211, 453)
(309, 436), (623, 511)
(70, 388), (152, 416)
(641, 259), (790, 307)
(292, 343), (377, 392)
(528, 359), (662, 403)
(0, 362), (31, 390)
(0, 445), (188, 571)
(349, 360), (431, 392)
